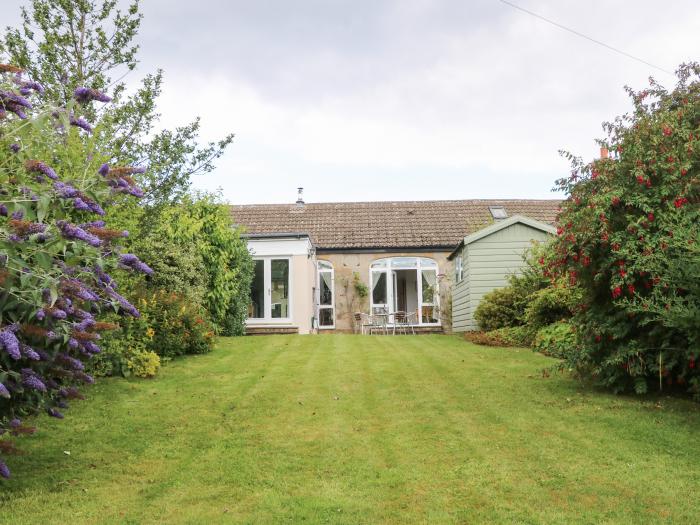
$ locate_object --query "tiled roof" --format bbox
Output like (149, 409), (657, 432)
(230, 199), (561, 250)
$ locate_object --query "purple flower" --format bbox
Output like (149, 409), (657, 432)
(57, 353), (84, 371)
(0, 90), (32, 109)
(26, 160), (59, 181)
(21, 344), (41, 361)
(13, 77), (44, 94)
(53, 181), (79, 198)
(80, 341), (101, 355)
(56, 220), (102, 247)
(73, 197), (91, 211)
(11, 210), (24, 220)
(47, 408), (64, 419)
(21, 369), (46, 392)
(9, 419), (21, 429)
(0, 204), (7, 216)
(0, 382), (10, 399)
(73, 371), (94, 384)
(45, 331), (58, 340)
(98, 163), (110, 176)
(0, 328), (21, 360)
(8, 234), (22, 243)
(0, 460), (10, 479)
(5, 102), (27, 119)
(35, 309), (46, 321)
(68, 338), (79, 349)
(118, 254), (154, 275)
(70, 116), (92, 133)
(74, 87), (111, 104)
(106, 288), (140, 317)
(88, 201), (105, 216)
(10, 143), (20, 153)
(50, 308), (67, 320)
(80, 220), (106, 229)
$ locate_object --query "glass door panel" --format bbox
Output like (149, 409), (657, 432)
(249, 260), (265, 318)
(270, 259), (289, 318)
(420, 270), (438, 324)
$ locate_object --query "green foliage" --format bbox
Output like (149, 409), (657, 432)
(551, 63), (700, 398)
(110, 290), (215, 361)
(524, 284), (580, 330)
(532, 322), (577, 359)
(159, 195), (253, 336)
(464, 325), (536, 348)
(474, 286), (526, 331)
(353, 272), (368, 298)
(126, 348), (160, 378)
(0, 0), (234, 209)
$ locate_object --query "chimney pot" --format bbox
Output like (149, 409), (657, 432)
(296, 187), (304, 206)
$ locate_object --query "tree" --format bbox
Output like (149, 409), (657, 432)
(550, 63), (700, 398)
(1, 0), (233, 209)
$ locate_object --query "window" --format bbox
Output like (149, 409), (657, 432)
(369, 257), (440, 325)
(317, 261), (335, 328)
(247, 258), (291, 322)
(489, 206), (508, 220)
(455, 255), (463, 283)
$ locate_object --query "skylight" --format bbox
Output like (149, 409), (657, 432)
(489, 206), (508, 220)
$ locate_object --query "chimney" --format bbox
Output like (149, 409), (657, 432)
(296, 187), (305, 206)
(600, 147), (609, 159)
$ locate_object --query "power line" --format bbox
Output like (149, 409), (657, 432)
(498, 0), (674, 76)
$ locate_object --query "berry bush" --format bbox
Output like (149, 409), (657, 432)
(550, 63), (700, 397)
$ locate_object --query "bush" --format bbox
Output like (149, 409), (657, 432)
(474, 286), (527, 331)
(93, 289), (215, 371)
(532, 322), (577, 359)
(524, 284), (580, 330)
(126, 349), (160, 378)
(550, 63), (700, 397)
(464, 326), (536, 347)
(0, 69), (148, 478)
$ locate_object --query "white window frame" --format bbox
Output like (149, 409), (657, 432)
(317, 261), (335, 329)
(455, 255), (463, 283)
(368, 257), (440, 326)
(247, 256), (293, 324)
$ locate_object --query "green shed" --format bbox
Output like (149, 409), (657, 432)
(449, 215), (556, 332)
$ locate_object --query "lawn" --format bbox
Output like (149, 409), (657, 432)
(1, 335), (699, 524)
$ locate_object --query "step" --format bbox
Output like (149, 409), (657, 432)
(245, 325), (299, 336)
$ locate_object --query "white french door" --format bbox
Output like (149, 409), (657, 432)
(248, 257), (291, 322)
(369, 257), (440, 326)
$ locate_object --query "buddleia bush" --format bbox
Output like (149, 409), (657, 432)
(549, 63), (700, 398)
(0, 64), (151, 478)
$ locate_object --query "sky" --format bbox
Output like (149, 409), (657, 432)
(4, 1), (699, 204)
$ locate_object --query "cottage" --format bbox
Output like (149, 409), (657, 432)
(230, 196), (559, 334)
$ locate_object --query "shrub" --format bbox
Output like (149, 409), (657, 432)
(150, 196), (253, 336)
(126, 349), (160, 378)
(524, 283), (580, 330)
(136, 290), (215, 358)
(474, 286), (526, 331)
(464, 326), (536, 347)
(550, 63), (700, 397)
(0, 68), (147, 478)
(532, 322), (577, 359)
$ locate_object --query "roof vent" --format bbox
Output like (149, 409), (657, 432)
(489, 206), (507, 220)
(296, 187), (304, 206)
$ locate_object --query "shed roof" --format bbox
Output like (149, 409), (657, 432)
(230, 199), (561, 250)
(447, 215), (557, 259)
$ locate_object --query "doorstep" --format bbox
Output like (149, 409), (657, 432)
(245, 325), (299, 335)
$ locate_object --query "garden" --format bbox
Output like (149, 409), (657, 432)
(1, 1), (699, 522)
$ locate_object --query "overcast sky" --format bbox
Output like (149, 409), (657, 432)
(4, 1), (699, 204)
